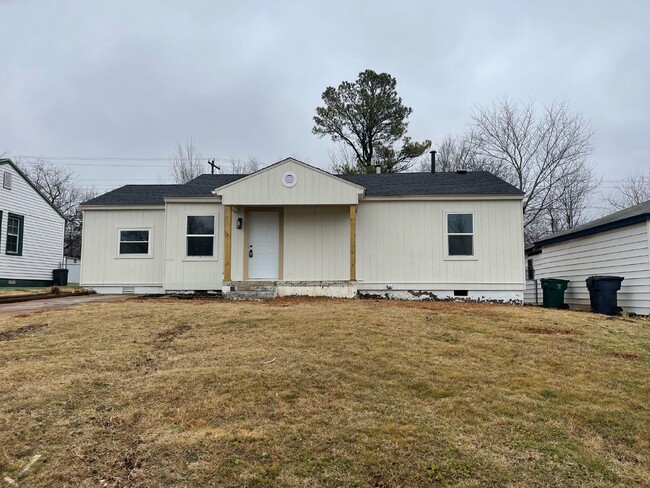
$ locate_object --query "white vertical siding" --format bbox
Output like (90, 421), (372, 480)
(163, 202), (223, 290)
(283, 206), (349, 281)
(0, 163), (65, 282)
(356, 199), (525, 291)
(217, 159), (363, 206)
(80, 209), (165, 286)
(524, 222), (650, 315)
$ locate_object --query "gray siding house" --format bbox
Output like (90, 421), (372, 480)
(0, 159), (66, 287)
(525, 200), (650, 315)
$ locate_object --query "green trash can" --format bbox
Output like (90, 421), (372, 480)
(540, 278), (569, 309)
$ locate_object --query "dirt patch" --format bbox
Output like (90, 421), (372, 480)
(0, 323), (48, 341)
(517, 325), (584, 335)
(611, 351), (640, 360)
(153, 323), (191, 349)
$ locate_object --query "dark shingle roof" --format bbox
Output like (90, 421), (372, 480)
(82, 171), (522, 206)
(82, 175), (246, 206)
(338, 171), (523, 196)
(535, 199), (650, 247)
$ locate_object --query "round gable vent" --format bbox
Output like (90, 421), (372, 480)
(282, 171), (297, 188)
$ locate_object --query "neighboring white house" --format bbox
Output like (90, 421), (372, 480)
(63, 256), (81, 284)
(80, 158), (526, 300)
(0, 159), (66, 287)
(525, 200), (650, 315)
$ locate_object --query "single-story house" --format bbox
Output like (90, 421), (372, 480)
(0, 158), (66, 287)
(80, 158), (525, 300)
(525, 200), (650, 315)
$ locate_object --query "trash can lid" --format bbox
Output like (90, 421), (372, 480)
(540, 278), (569, 283)
(586, 275), (624, 281)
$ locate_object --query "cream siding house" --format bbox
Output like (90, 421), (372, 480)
(81, 158), (525, 300)
(525, 200), (650, 315)
(0, 159), (66, 287)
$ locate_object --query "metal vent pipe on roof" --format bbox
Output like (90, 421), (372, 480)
(430, 150), (437, 173)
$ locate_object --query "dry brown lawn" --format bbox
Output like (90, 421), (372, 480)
(0, 286), (81, 297)
(0, 298), (649, 487)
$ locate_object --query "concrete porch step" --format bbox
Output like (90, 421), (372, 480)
(225, 282), (277, 300)
(233, 281), (276, 292)
(226, 290), (277, 301)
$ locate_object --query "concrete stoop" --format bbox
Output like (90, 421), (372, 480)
(225, 282), (277, 300)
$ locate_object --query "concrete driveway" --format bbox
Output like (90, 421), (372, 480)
(0, 294), (133, 318)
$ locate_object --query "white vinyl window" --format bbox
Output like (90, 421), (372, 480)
(447, 213), (474, 257)
(118, 229), (150, 255)
(6, 214), (24, 255)
(186, 216), (214, 257)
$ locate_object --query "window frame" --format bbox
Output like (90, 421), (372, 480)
(444, 211), (476, 260)
(527, 258), (535, 280)
(6, 213), (24, 256)
(116, 228), (152, 258)
(185, 215), (216, 259)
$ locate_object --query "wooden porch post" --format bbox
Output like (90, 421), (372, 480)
(349, 205), (357, 281)
(224, 205), (232, 281)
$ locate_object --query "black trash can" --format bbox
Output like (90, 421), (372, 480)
(585, 276), (624, 315)
(52, 268), (69, 286)
(540, 278), (569, 309)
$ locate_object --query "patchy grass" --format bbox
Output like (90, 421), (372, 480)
(0, 286), (81, 297)
(0, 298), (648, 487)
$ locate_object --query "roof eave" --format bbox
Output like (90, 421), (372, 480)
(535, 213), (650, 247)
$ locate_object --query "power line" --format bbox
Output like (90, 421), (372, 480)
(12, 155), (237, 162)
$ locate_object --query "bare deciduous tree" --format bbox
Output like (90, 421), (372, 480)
(416, 132), (511, 178)
(169, 138), (204, 183)
(228, 156), (261, 174)
(463, 97), (595, 242)
(606, 172), (650, 211)
(16, 159), (96, 257)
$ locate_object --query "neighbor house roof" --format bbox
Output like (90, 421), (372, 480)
(534, 199), (650, 248)
(82, 169), (523, 207)
(0, 158), (67, 219)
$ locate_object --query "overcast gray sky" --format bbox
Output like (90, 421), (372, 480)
(1, 0), (649, 195)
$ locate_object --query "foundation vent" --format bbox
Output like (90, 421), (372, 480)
(123, 286), (136, 294)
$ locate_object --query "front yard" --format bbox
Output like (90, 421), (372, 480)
(0, 298), (648, 486)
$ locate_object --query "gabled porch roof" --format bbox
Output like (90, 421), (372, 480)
(214, 158), (366, 206)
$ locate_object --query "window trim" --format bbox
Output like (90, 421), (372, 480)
(6, 213), (24, 256)
(116, 228), (152, 258)
(444, 211), (476, 260)
(185, 215), (216, 259)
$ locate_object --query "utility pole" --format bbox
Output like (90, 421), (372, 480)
(208, 159), (220, 174)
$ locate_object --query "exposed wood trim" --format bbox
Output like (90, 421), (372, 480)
(224, 205), (232, 281)
(350, 205), (357, 281)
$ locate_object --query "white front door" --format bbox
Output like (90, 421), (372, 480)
(248, 211), (279, 279)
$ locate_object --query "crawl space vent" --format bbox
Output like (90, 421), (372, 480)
(122, 286), (136, 294)
(282, 171), (297, 188)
